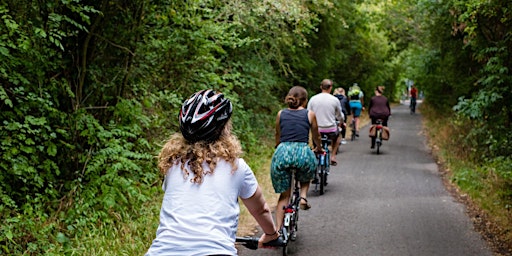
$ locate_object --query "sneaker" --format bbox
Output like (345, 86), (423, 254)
(341, 139), (347, 145)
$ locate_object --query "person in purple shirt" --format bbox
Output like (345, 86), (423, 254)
(368, 86), (391, 149)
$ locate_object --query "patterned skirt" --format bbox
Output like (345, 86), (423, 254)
(270, 142), (317, 193)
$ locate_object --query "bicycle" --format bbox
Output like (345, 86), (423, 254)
(279, 168), (301, 255)
(314, 134), (330, 195)
(374, 119), (384, 154)
(236, 236), (285, 250)
(410, 97), (416, 114)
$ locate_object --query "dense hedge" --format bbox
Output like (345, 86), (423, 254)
(1, 0), (510, 254)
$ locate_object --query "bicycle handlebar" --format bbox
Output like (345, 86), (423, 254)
(235, 236), (286, 250)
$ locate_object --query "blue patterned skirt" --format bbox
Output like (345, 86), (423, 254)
(270, 142), (317, 193)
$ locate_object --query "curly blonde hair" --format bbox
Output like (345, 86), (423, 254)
(157, 121), (242, 184)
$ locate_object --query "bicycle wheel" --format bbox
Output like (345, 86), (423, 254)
(319, 165), (326, 195)
(282, 226), (289, 256)
(291, 193), (299, 241)
(351, 121), (356, 141)
(376, 130), (381, 154)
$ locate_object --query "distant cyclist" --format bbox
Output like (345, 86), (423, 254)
(333, 87), (351, 145)
(146, 90), (279, 255)
(308, 79), (344, 166)
(347, 83), (364, 137)
(368, 86), (391, 149)
(270, 86), (323, 231)
(410, 85), (418, 114)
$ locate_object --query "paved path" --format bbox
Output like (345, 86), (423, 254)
(238, 102), (492, 256)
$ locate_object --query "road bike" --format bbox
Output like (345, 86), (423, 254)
(236, 235), (285, 250)
(279, 168), (301, 255)
(314, 134), (330, 195)
(374, 119), (384, 154)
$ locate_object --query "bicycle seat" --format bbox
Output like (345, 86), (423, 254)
(375, 119), (384, 129)
(320, 134), (331, 145)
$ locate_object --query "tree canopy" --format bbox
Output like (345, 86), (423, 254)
(1, 0), (511, 254)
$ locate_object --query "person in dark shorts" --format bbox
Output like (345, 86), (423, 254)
(307, 79), (344, 165)
(333, 87), (351, 144)
(368, 86), (391, 149)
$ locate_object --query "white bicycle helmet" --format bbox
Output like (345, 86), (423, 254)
(179, 89), (233, 143)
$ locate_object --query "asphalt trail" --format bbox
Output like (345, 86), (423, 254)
(238, 102), (492, 256)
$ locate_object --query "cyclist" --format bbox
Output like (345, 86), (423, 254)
(270, 86), (323, 231)
(146, 90), (279, 255)
(368, 86), (391, 149)
(307, 79), (344, 166)
(410, 85), (418, 113)
(348, 83), (364, 137)
(333, 87), (351, 145)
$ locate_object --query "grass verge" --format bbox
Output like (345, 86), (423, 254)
(420, 103), (512, 255)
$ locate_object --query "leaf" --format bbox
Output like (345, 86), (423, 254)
(0, 46), (9, 56)
(56, 232), (68, 244)
(47, 143), (57, 156)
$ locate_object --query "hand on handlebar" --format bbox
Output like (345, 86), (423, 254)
(313, 146), (324, 154)
(258, 231), (281, 248)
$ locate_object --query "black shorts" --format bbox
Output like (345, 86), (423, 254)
(320, 131), (339, 143)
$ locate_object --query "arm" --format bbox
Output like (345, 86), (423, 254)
(345, 100), (351, 116)
(308, 111), (323, 152)
(335, 102), (344, 122)
(241, 186), (280, 244)
(274, 111), (282, 148)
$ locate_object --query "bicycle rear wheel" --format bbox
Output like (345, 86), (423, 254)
(351, 121), (356, 141)
(376, 131), (381, 154)
(281, 225), (289, 256)
(319, 165), (326, 195)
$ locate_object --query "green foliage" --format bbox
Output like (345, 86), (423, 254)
(8, 0), (511, 254)
(1, 0), (331, 254)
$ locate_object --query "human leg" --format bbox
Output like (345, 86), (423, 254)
(340, 123), (347, 145)
(270, 143), (294, 229)
(296, 147), (317, 209)
(299, 182), (311, 210)
(325, 132), (340, 165)
(349, 102), (363, 134)
(355, 117), (360, 135)
(370, 117), (377, 148)
(275, 189), (291, 230)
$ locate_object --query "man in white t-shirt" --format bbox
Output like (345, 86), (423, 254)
(307, 79), (344, 165)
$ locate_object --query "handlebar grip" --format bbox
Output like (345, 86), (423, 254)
(236, 236), (286, 250)
(263, 236), (286, 247)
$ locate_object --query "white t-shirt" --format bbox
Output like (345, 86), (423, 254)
(307, 92), (344, 130)
(145, 158), (258, 256)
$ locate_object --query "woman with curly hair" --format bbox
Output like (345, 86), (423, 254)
(146, 89), (279, 255)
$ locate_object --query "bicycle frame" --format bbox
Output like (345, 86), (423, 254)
(315, 134), (330, 195)
(281, 168), (301, 255)
(375, 119), (383, 154)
